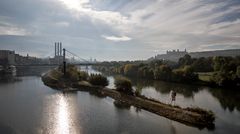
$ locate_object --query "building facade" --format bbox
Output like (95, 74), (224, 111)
(0, 50), (15, 65)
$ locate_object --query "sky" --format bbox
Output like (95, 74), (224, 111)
(0, 0), (240, 61)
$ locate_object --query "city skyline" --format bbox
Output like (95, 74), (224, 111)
(0, 0), (240, 61)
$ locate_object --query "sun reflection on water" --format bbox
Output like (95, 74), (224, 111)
(42, 93), (80, 134)
(57, 95), (70, 134)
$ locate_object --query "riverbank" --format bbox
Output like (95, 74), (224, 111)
(42, 68), (215, 129)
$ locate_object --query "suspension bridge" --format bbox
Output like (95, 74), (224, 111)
(16, 42), (98, 67)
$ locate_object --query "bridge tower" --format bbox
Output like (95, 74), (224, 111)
(63, 48), (66, 75)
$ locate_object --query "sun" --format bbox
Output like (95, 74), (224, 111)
(58, 0), (89, 11)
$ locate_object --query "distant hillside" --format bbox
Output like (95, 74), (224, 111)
(150, 49), (240, 62)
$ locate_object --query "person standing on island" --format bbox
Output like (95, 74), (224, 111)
(169, 90), (177, 106)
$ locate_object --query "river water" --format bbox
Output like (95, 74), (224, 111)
(0, 66), (239, 134)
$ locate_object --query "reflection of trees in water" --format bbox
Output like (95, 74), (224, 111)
(169, 120), (176, 134)
(209, 88), (240, 112)
(104, 72), (240, 112)
(0, 74), (20, 83)
(16, 66), (56, 76)
(130, 78), (201, 98)
(0, 122), (15, 134)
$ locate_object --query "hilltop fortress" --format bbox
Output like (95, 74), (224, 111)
(151, 49), (240, 62)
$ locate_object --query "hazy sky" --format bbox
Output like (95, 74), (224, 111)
(0, 0), (240, 61)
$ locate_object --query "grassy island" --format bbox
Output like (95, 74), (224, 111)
(42, 65), (215, 129)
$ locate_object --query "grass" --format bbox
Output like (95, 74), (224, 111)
(198, 72), (214, 82)
(49, 69), (63, 80)
(185, 107), (215, 123)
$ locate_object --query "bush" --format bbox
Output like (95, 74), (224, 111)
(154, 65), (172, 81)
(123, 64), (138, 76)
(65, 64), (79, 82)
(210, 71), (237, 87)
(88, 74), (109, 87)
(114, 76), (134, 95)
(172, 65), (198, 82)
(185, 107), (215, 123)
(78, 71), (89, 81)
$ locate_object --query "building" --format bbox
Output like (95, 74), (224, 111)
(189, 49), (240, 58)
(153, 49), (188, 62)
(151, 49), (240, 62)
(0, 50), (15, 65)
(49, 42), (64, 64)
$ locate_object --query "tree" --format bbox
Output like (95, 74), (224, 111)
(123, 64), (138, 76)
(78, 71), (89, 81)
(213, 56), (236, 72)
(88, 74), (109, 87)
(210, 71), (236, 87)
(178, 54), (193, 67)
(237, 66), (240, 78)
(172, 65), (198, 82)
(65, 64), (79, 82)
(149, 60), (163, 69)
(154, 65), (172, 81)
(192, 57), (213, 72)
(114, 76), (134, 95)
(138, 66), (154, 79)
(210, 57), (239, 87)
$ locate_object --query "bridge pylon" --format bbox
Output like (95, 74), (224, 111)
(63, 48), (66, 75)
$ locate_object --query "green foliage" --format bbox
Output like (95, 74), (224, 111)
(210, 56), (240, 87)
(114, 76), (133, 95)
(172, 65), (198, 82)
(65, 64), (79, 82)
(213, 56), (237, 72)
(210, 71), (238, 87)
(50, 69), (63, 80)
(192, 57), (213, 72)
(237, 66), (240, 78)
(154, 65), (172, 81)
(198, 72), (213, 82)
(185, 107), (215, 122)
(88, 74), (109, 87)
(178, 54), (193, 67)
(78, 71), (89, 81)
(149, 60), (163, 69)
(138, 66), (154, 78)
(124, 64), (138, 76)
(93, 55), (240, 87)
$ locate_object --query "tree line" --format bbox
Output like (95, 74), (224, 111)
(94, 55), (240, 87)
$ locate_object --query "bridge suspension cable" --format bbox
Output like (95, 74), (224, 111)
(65, 49), (90, 63)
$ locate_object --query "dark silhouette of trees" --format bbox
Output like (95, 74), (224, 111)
(178, 54), (193, 67)
(93, 55), (240, 87)
(88, 74), (109, 87)
(210, 56), (240, 87)
(154, 65), (172, 81)
(114, 76), (134, 95)
(192, 57), (213, 72)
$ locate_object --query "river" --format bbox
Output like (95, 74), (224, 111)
(0, 66), (239, 134)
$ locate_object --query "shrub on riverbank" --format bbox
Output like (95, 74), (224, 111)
(114, 76), (134, 95)
(209, 57), (240, 87)
(50, 69), (63, 80)
(88, 74), (109, 87)
(65, 64), (79, 82)
(78, 71), (89, 81)
(172, 65), (198, 82)
(185, 107), (215, 123)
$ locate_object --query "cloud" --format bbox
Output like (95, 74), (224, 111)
(58, 0), (131, 28)
(102, 35), (132, 42)
(55, 21), (70, 27)
(0, 22), (29, 36)
(0, 0), (240, 61)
